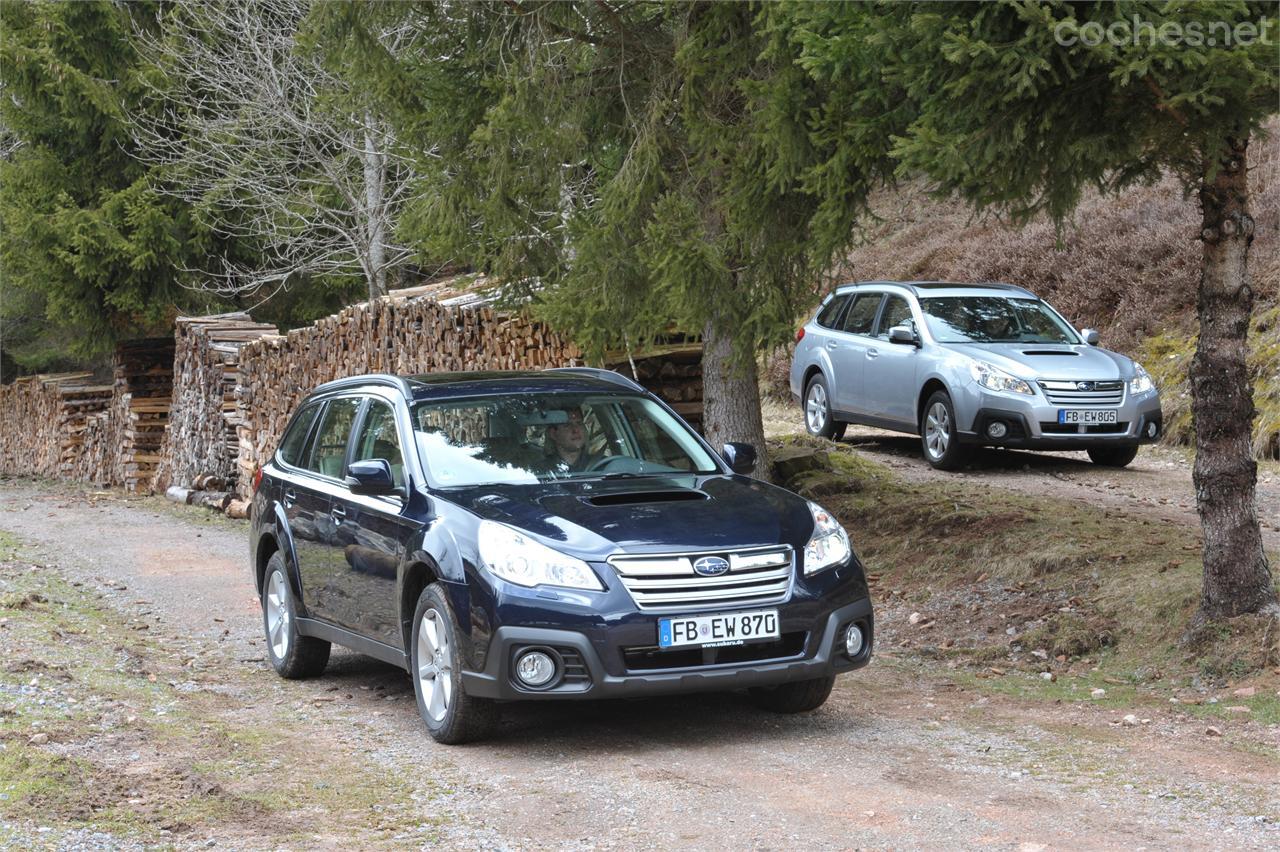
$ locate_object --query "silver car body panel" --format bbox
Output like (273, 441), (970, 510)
(790, 282), (1162, 448)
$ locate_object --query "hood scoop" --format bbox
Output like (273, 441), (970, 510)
(583, 490), (708, 507)
(1022, 350), (1079, 356)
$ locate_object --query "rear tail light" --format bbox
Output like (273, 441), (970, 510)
(252, 466), (263, 494)
(795, 327), (805, 342)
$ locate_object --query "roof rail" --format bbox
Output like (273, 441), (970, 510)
(311, 373), (417, 397)
(546, 367), (647, 394)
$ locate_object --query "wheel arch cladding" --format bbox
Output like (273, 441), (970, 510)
(918, 379), (948, 425)
(804, 365), (824, 393)
(401, 560), (440, 655)
(255, 533), (279, 596)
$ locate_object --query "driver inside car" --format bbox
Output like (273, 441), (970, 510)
(543, 407), (601, 473)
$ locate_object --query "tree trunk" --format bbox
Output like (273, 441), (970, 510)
(362, 113), (388, 300)
(1191, 134), (1277, 621)
(701, 311), (770, 481)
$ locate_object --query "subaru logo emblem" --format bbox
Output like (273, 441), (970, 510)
(1077, 381), (1095, 392)
(693, 556), (730, 577)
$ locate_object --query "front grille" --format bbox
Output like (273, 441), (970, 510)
(608, 545), (793, 612)
(1037, 379), (1125, 406)
(623, 632), (807, 671)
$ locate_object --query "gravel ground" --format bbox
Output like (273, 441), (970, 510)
(0, 480), (1277, 850)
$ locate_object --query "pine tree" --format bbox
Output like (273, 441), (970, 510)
(0, 0), (224, 368)
(316, 1), (898, 479)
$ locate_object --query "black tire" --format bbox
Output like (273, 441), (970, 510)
(803, 375), (847, 441)
(410, 583), (498, 745)
(750, 675), (836, 713)
(261, 552), (330, 679)
(919, 390), (972, 471)
(1087, 445), (1139, 468)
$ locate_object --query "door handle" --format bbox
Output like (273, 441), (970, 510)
(825, 341), (838, 350)
(282, 488), (297, 506)
(330, 505), (347, 521)
(866, 348), (879, 359)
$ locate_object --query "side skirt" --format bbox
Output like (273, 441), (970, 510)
(296, 617), (409, 671)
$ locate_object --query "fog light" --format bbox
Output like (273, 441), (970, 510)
(1147, 421), (1158, 438)
(515, 650), (557, 688)
(987, 420), (1008, 439)
(844, 623), (865, 658)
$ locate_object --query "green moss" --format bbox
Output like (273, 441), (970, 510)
(1140, 301), (1280, 460)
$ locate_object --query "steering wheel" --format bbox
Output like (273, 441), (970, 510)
(585, 454), (637, 473)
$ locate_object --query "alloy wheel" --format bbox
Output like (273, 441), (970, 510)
(806, 383), (828, 433)
(416, 609), (454, 723)
(924, 401), (950, 460)
(265, 571), (291, 660)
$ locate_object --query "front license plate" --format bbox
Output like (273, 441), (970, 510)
(658, 609), (780, 649)
(1058, 409), (1118, 425)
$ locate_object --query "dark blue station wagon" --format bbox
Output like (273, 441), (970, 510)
(249, 369), (874, 743)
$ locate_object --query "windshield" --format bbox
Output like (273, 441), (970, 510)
(920, 296), (1080, 344)
(411, 393), (720, 488)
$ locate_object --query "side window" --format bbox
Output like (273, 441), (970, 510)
(875, 295), (915, 339)
(305, 397), (362, 479)
(277, 403), (321, 468)
(815, 294), (851, 329)
(840, 294), (882, 335)
(352, 399), (406, 489)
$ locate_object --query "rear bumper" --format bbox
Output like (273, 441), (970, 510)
(461, 596), (874, 701)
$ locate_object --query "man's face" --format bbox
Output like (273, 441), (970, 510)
(548, 410), (585, 455)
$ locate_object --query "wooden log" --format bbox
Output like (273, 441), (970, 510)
(165, 486), (193, 505)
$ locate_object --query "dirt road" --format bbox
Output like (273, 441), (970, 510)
(1, 481), (1277, 850)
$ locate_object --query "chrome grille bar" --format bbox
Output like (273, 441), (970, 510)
(608, 545), (793, 611)
(1038, 380), (1124, 406)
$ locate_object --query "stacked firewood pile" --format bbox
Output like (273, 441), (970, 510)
(607, 336), (704, 432)
(153, 313), (278, 499)
(233, 283), (584, 497)
(70, 339), (176, 491)
(0, 373), (113, 479)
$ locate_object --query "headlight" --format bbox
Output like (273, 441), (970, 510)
(970, 361), (1034, 395)
(477, 521), (603, 591)
(803, 502), (851, 576)
(1129, 363), (1155, 395)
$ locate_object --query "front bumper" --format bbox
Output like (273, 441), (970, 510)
(458, 559), (873, 701)
(958, 392), (1163, 450)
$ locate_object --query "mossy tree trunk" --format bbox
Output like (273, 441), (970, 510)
(1191, 134), (1278, 621)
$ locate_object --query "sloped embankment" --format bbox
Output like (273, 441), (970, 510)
(772, 437), (1280, 712)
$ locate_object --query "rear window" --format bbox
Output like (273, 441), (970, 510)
(840, 293), (882, 335)
(277, 403), (321, 468)
(815, 294), (851, 329)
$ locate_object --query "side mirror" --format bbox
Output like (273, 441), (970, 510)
(1081, 328), (1100, 346)
(721, 442), (757, 476)
(888, 325), (919, 346)
(345, 459), (400, 497)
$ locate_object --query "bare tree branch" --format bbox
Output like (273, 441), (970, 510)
(126, 0), (429, 300)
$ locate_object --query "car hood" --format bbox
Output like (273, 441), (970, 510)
(443, 474), (816, 560)
(961, 343), (1134, 381)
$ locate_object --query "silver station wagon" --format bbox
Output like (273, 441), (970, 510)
(790, 282), (1163, 470)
